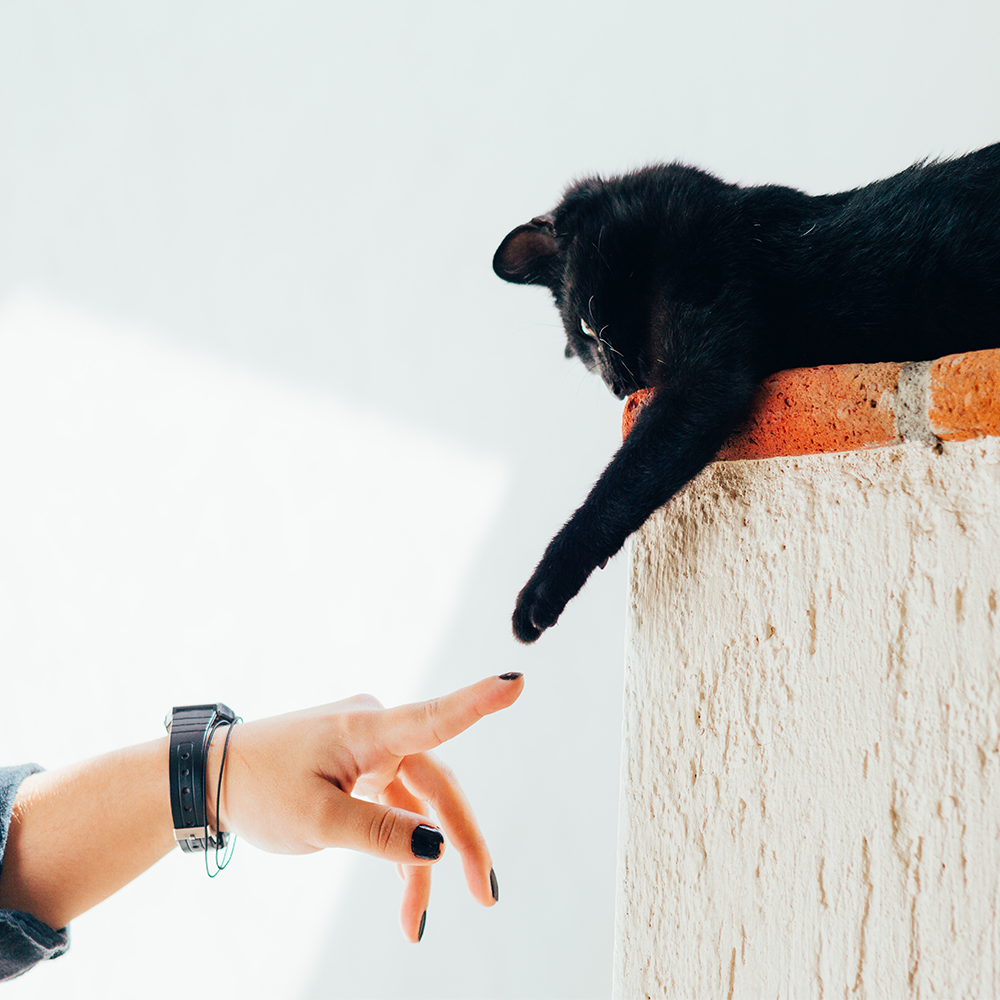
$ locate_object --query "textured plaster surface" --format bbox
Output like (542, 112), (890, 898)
(615, 438), (1000, 999)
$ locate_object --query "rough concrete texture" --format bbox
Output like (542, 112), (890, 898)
(616, 438), (1000, 999)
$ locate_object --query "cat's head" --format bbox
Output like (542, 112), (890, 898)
(493, 180), (655, 400)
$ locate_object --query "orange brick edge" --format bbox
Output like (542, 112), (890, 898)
(621, 348), (1000, 459)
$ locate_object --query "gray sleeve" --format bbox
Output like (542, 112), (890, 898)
(0, 765), (70, 982)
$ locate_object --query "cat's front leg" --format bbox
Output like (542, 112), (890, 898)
(512, 523), (606, 642)
(512, 361), (759, 643)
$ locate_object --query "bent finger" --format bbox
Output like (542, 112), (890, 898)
(399, 751), (496, 907)
(376, 673), (524, 758)
(398, 864), (430, 943)
(313, 787), (446, 867)
(382, 780), (433, 942)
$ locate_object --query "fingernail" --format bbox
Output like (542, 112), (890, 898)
(499, 672), (522, 681)
(418, 909), (427, 942)
(490, 868), (499, 902)
(411, 824), (443, 860)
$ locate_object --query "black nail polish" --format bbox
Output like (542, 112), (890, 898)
(490, 868), (499, 902)
(499, 672), (522, 681)
(411, 824), (443, 860)
(418, 909), (427, 942)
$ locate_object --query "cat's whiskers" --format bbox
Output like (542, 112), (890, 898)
(597, 326), (623, 357)
(597, 334), (638, 382)
(618, 358), (639, 382)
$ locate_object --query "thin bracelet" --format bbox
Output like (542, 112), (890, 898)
(212, 719), (240, 874)
(200, 715), (227, 847)
(205, 718), (241, 877)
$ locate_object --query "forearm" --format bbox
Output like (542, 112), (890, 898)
(0, 738), (174, 929)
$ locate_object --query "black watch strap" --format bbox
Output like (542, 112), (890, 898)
(167, 703), (235, 853)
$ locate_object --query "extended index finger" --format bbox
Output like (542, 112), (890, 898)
(376, 673), (524, 757)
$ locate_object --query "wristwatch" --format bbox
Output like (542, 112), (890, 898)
(165, 703), (236, 853)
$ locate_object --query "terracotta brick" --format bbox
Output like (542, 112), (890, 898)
(717, 362), (902, 460)
(928, 349), (1000, 441)
(621, 389), (654, 440)
(623, 363), (903, 459)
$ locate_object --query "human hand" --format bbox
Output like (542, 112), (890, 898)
(208, 672), (524, 941)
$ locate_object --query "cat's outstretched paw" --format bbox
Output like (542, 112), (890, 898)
(511, 605), (542, 643)
(512, 577), (565, 644)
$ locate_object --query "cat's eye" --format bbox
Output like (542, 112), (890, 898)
(580, 319), (598, 338)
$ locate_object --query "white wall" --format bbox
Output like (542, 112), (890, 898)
(0, 3), (998, 997)
(617, 439), (1000, 998)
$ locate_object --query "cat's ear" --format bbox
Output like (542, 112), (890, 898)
(493, 216), (561, 286)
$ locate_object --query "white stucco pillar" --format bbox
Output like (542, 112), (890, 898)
(615, 357), (1000, 999)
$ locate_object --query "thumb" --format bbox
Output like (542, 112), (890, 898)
(319, 788), (446, 866)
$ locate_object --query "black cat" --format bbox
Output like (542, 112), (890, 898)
(494, 143), (1000, 643)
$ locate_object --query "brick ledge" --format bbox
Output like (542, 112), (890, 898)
(621, 348), (1000, 459)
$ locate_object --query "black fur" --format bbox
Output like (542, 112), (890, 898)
(494, 144), (1000, 643)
